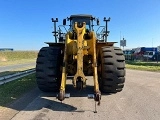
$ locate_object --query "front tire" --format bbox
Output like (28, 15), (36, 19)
(98, 46), (125, 93)
(36, 47), (62, 92)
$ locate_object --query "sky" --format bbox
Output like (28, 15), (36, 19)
(0, 0), (160, 50)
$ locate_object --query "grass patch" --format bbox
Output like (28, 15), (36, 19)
(0, 73), (37, 106)
(126, 61), (160, 72)
(0, 51), (38, 61)
(0, 51), (37, 66)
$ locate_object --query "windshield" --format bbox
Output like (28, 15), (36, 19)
(71, 18), (91, 30)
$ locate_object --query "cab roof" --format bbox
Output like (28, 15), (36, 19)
(70, 14), (93, 19)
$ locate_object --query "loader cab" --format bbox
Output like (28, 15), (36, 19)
(63, 14), (94, 31)
(70, 17), (91, 30)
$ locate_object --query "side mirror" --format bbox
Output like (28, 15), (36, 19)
(63, 19), (66, 25)
(97, 18), (100, 25)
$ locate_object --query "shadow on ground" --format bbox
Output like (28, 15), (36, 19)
(1, 77), (111, 113)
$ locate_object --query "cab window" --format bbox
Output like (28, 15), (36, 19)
(71, 18), (91, 30)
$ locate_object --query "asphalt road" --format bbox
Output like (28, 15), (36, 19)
(0, 63), (36, 72)
(1, 69), (160, 120)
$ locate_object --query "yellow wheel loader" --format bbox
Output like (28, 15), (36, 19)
(36, 14), (125, 110)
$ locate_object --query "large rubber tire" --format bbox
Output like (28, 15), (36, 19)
(36, 47), (62, 92)
(98, 46), (125, 93)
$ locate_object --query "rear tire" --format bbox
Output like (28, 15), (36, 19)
(98, 46), (125, 93)
(36, 47), (62, 92)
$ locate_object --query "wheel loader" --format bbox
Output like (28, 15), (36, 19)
(36, 14), (125, 110)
